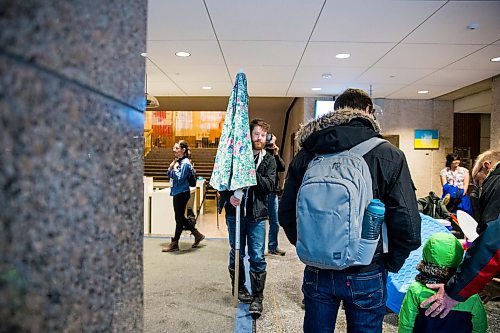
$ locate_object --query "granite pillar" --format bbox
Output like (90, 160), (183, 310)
(0, 1), (146, 332)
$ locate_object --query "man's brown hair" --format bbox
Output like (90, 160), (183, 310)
(334, 88), (373, 113)
(250, 118), (270, 132)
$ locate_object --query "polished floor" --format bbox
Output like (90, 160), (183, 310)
(144, 198), (500, 333)
(194, 198), (229, 239)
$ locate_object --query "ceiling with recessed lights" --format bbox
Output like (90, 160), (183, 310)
(146, 0), (500, 99)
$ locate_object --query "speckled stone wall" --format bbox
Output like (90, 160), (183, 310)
(0, 1), (146, 332)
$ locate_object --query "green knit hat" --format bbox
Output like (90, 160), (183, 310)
(422, 232), (464, 268)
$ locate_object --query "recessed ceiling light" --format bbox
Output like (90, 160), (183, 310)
(140, 53), (147, 57)
(202, 86), (212, 90)
(418, 90), (429, 94)
(175, 51), (191, 57)
(490, 57), (500, 62)
(312, 87), (322, 91)
(322, 73), (332, 79)
(335, 53), (350, 59)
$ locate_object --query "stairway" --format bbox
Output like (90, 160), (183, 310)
(144, 147), (218, 184)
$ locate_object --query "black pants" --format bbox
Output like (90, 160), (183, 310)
(172, 191), (195, 241)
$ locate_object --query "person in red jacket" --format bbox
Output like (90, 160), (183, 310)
(421, 150), (500, 317)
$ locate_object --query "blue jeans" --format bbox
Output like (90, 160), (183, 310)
(226, 215), (267, 273)
(266, 193), (280, 251)
(303, 265), (387, 333)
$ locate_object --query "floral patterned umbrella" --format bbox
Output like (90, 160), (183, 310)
(210, 72), (257, 191)
(209, 71), (256, 308)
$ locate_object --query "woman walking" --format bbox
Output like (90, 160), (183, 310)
(162, 140), (205, 252)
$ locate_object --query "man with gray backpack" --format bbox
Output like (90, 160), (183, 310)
(278, 88), (421, 332)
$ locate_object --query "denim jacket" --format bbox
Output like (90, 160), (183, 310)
(168, 157), (192, 196)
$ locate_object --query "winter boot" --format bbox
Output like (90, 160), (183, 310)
(161, 238), (179, 252)
(249, 271), (267, 319)
(229, 267), (252, 304)
(192, 229), (205, 248)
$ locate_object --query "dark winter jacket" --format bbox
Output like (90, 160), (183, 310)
(278, 108), (421, 273)
(446, 163), (500, 302)
(268, 151), (285, 192)
(219, 150), (276, 220)
(417, 191), (452, 220)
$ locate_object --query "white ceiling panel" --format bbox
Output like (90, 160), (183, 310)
(365, 84), (405, 99)
(247, 82), (290, 97)
(176, 81), (233, 96)
(287, 81), (376, 98)
(405, 1), (500, 44)
(228, 66), (296, 83)
(375, 43), (483, 69)
(145, 1), (500, 98)
(447, 44), (500, 70)
(147, 41), (225, 66)
(147, 0), (215, 41)
(414, 68), (497, 87)
(388, 85), (461, 100)
(157, 65), (231, 83)
(287, 81), (344, 97)
(357, 67), (435, 85)
(205, 0), (324, 41)
(145, 61), (169, 81)
(301, 42), (395, 67)
(148, 80), (185, 96)
(221, 41), (305, 66)
(293, 66), (365, 83)
(312, 0), (446, 42)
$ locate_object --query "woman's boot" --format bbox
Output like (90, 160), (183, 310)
(229, 267), (252, 304)
(192, 229), (205, 248)
(162, 238), (179, 252)
(249, 271), (267, 319)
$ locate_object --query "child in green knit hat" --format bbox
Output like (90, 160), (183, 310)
(398, 232), (486, 333)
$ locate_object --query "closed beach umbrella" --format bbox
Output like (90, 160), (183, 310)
(210, 71), (256, 191)
(210, 71), (256, 307)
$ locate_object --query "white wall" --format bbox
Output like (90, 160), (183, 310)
(281, 98), (304, 175)
(480, 114), (491, 153)
(281, 98), (454, 198)
(492, 76), (500, 150)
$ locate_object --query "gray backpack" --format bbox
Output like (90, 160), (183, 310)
(296, 137), (387, 270)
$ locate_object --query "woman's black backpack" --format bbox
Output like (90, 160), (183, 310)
(188, 166), (197, 187)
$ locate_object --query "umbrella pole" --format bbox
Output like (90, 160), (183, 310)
(233, 204), (241, 308)
(216, 193), (219, 229)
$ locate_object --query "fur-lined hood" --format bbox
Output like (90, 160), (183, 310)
(297, 107), (381, 148)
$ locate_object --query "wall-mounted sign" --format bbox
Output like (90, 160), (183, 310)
(414, 129), (439, 149)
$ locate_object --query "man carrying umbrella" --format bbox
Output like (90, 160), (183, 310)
(219, 118), (276, 318)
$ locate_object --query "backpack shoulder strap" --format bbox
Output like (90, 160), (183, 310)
(349, 137), (387, 156)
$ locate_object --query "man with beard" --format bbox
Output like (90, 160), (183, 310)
(219, 118), (276, 318)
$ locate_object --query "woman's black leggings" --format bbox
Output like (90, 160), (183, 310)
(172, 191), (195, 241)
